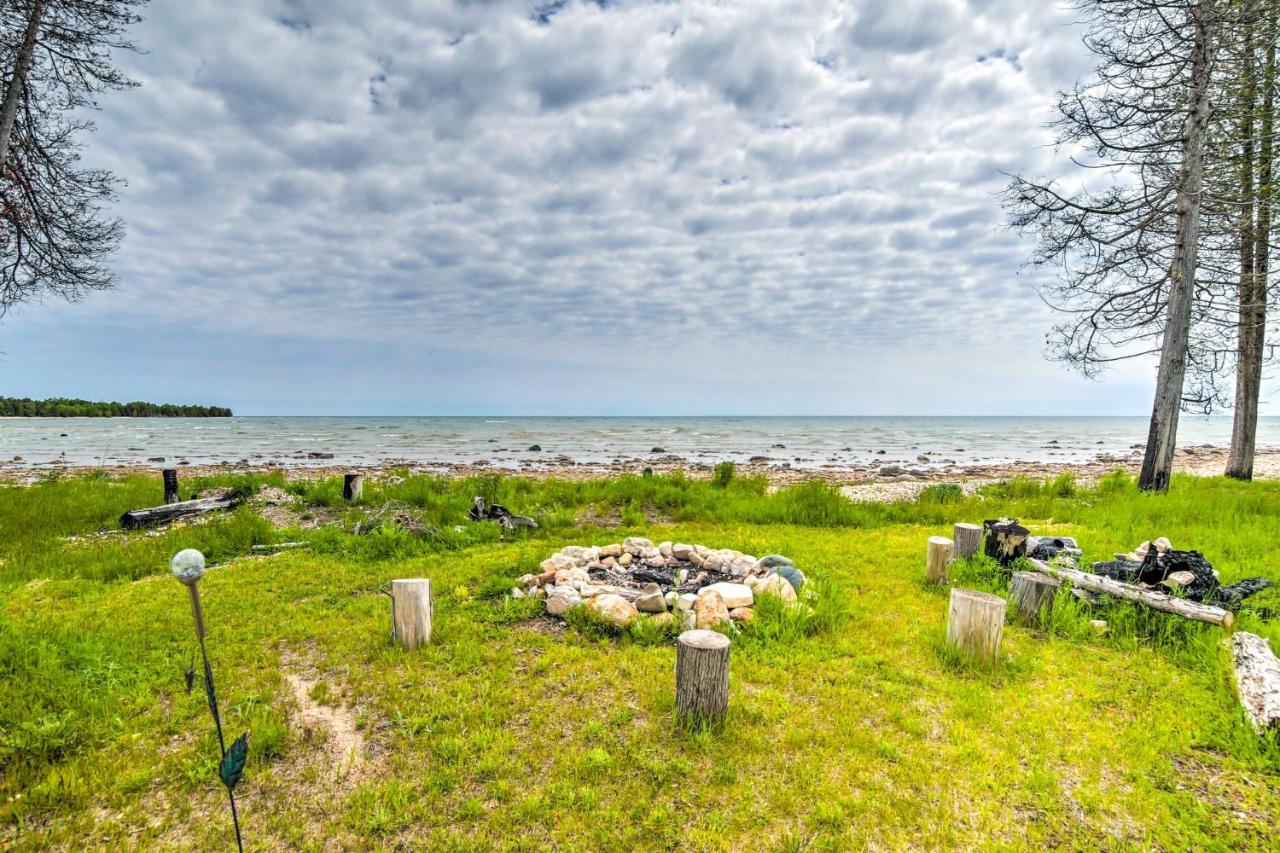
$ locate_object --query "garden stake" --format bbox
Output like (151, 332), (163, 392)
(172, 549), (248, 852)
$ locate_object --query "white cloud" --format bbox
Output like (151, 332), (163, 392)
(6, 0), (1159, 413)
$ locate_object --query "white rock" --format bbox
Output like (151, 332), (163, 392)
(545, 585), (582, 616)
(701, 582), (753, 609)
(664, 591), (679, 606)
(676, 593), (698, 612)
(678, 568), (689, 584)
(680, 610), (697, 630)
(672, 543), (694, 560)
(561, 545), (593, 561)
(659, 541), (673, 557)
(757, 573), (798, 602)
(586, 593), (639, 627)
(623, 537), (654, 555)
(540, 553), (576, 572)
(511, 587), (525, 599)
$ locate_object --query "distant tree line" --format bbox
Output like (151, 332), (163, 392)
(0, 397), (231, 417)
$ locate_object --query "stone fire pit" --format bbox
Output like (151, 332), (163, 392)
(511, 537), (806, 631)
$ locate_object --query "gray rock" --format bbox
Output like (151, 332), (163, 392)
(635, 582), (667, 613)
(775, 565), (807, 590)
(545, 585), (582, 616)
(757, 554), (794, 569)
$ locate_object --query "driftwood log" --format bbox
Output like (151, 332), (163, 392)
(676, 629), (731, 727)
(946, 588), (1006, 663)
(926, 536), (954, 583)
(953, 523), (981, 560)
(1027, 559), (1234, 628)
(1009, 571), (1060, 626)
(120, 495), (240, 529)
(391, 578), (432, 649)
(343, 473), (363, 502)
(1230, 632), (1280, 732)
(163, 468), (180, 504)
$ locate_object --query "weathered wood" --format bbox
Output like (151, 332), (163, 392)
(676, 629), (730, 727)
(343, 473), (363, 502)
(1027, 558), (1234, 628)
(925, 536), (954, 583)
(1230, 632), (1280, 732)
(953, 522), (981, 560)
(1009, 571), (1060, 626)
(163, 468), (180, 504)
(983, 519), (1029, 565)
(120, 495), (238, 529)
(250, 541), (308, 553)
(946, 588), (1006, 663)
(391, 578), (432, 649)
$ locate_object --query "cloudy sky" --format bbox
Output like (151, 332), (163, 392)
(0, 0), (1234, 415)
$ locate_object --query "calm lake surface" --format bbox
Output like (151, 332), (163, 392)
(1, 416), (1277, 470)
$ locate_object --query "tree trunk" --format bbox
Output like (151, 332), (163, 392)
(1229, 631), (1280, 732)
(945, 589), (1006, 664)
(0, 0), (46, 170)
(675, 629), (730, 727)
(1139, 0), (1217, 493)
(925, 535), (954, 583)
(391, 578), (432, 649)
(1026, 558), (1234, 628)
(1229, 7), (1277, 480)
(342, 473), (363, 502)
(1009, 571), (1060, 626)
(953, 522), (981, 560)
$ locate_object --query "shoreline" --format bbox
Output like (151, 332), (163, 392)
(2, 445), (1276, 500)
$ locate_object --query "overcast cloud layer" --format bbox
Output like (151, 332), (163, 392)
(1, 0), (1235, 415)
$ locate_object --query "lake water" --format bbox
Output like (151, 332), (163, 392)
(1, 416), (1276, 470)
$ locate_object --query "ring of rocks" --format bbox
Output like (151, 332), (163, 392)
(511, 537), (807, 631)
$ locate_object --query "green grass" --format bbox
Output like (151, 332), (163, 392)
(1, 470), (1279, 848)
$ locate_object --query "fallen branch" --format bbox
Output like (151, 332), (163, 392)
(120, 495), (241, 530)
(1230, 632), (1280, 732)
(1026, 559), (1234, 629)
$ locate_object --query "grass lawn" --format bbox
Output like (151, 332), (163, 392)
(2, 469), (1279, 849)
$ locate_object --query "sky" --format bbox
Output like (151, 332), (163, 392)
(0, 0), (1261, 416)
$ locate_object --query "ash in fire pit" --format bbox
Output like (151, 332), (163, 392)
(511, 538), (806, 630)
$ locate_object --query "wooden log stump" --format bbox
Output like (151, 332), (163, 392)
(343, 473), (364, 502)
(163, 468), (180, 505)
(926, 536), (954, 584)
(953, 522), (981, 560)
(1009, 571), (1060, 626)
(391, 578), (432, 649)
(676, 629), (730, 727)
(946, 588), (1006, 663)
(1230, 632), (1280, 732)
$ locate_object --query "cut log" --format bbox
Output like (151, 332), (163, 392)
(1230, 632), (1280, 732)
(953, 522), (981, 560)
(926, 536), (954, 584)
(120, 495), (239, 529)
(946, 588), (1006, 663)
(391, 578), (432, 649)
(1009, 571), (1060, 626)
(676, 629), (731, 727)
(1027, 559), (1234, 628)
(343, 473), (363, 502)
(163, 468), (180, 505)
(983, 519), (1029, 565)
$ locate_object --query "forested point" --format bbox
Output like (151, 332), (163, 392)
(0, 397), (232, 417)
